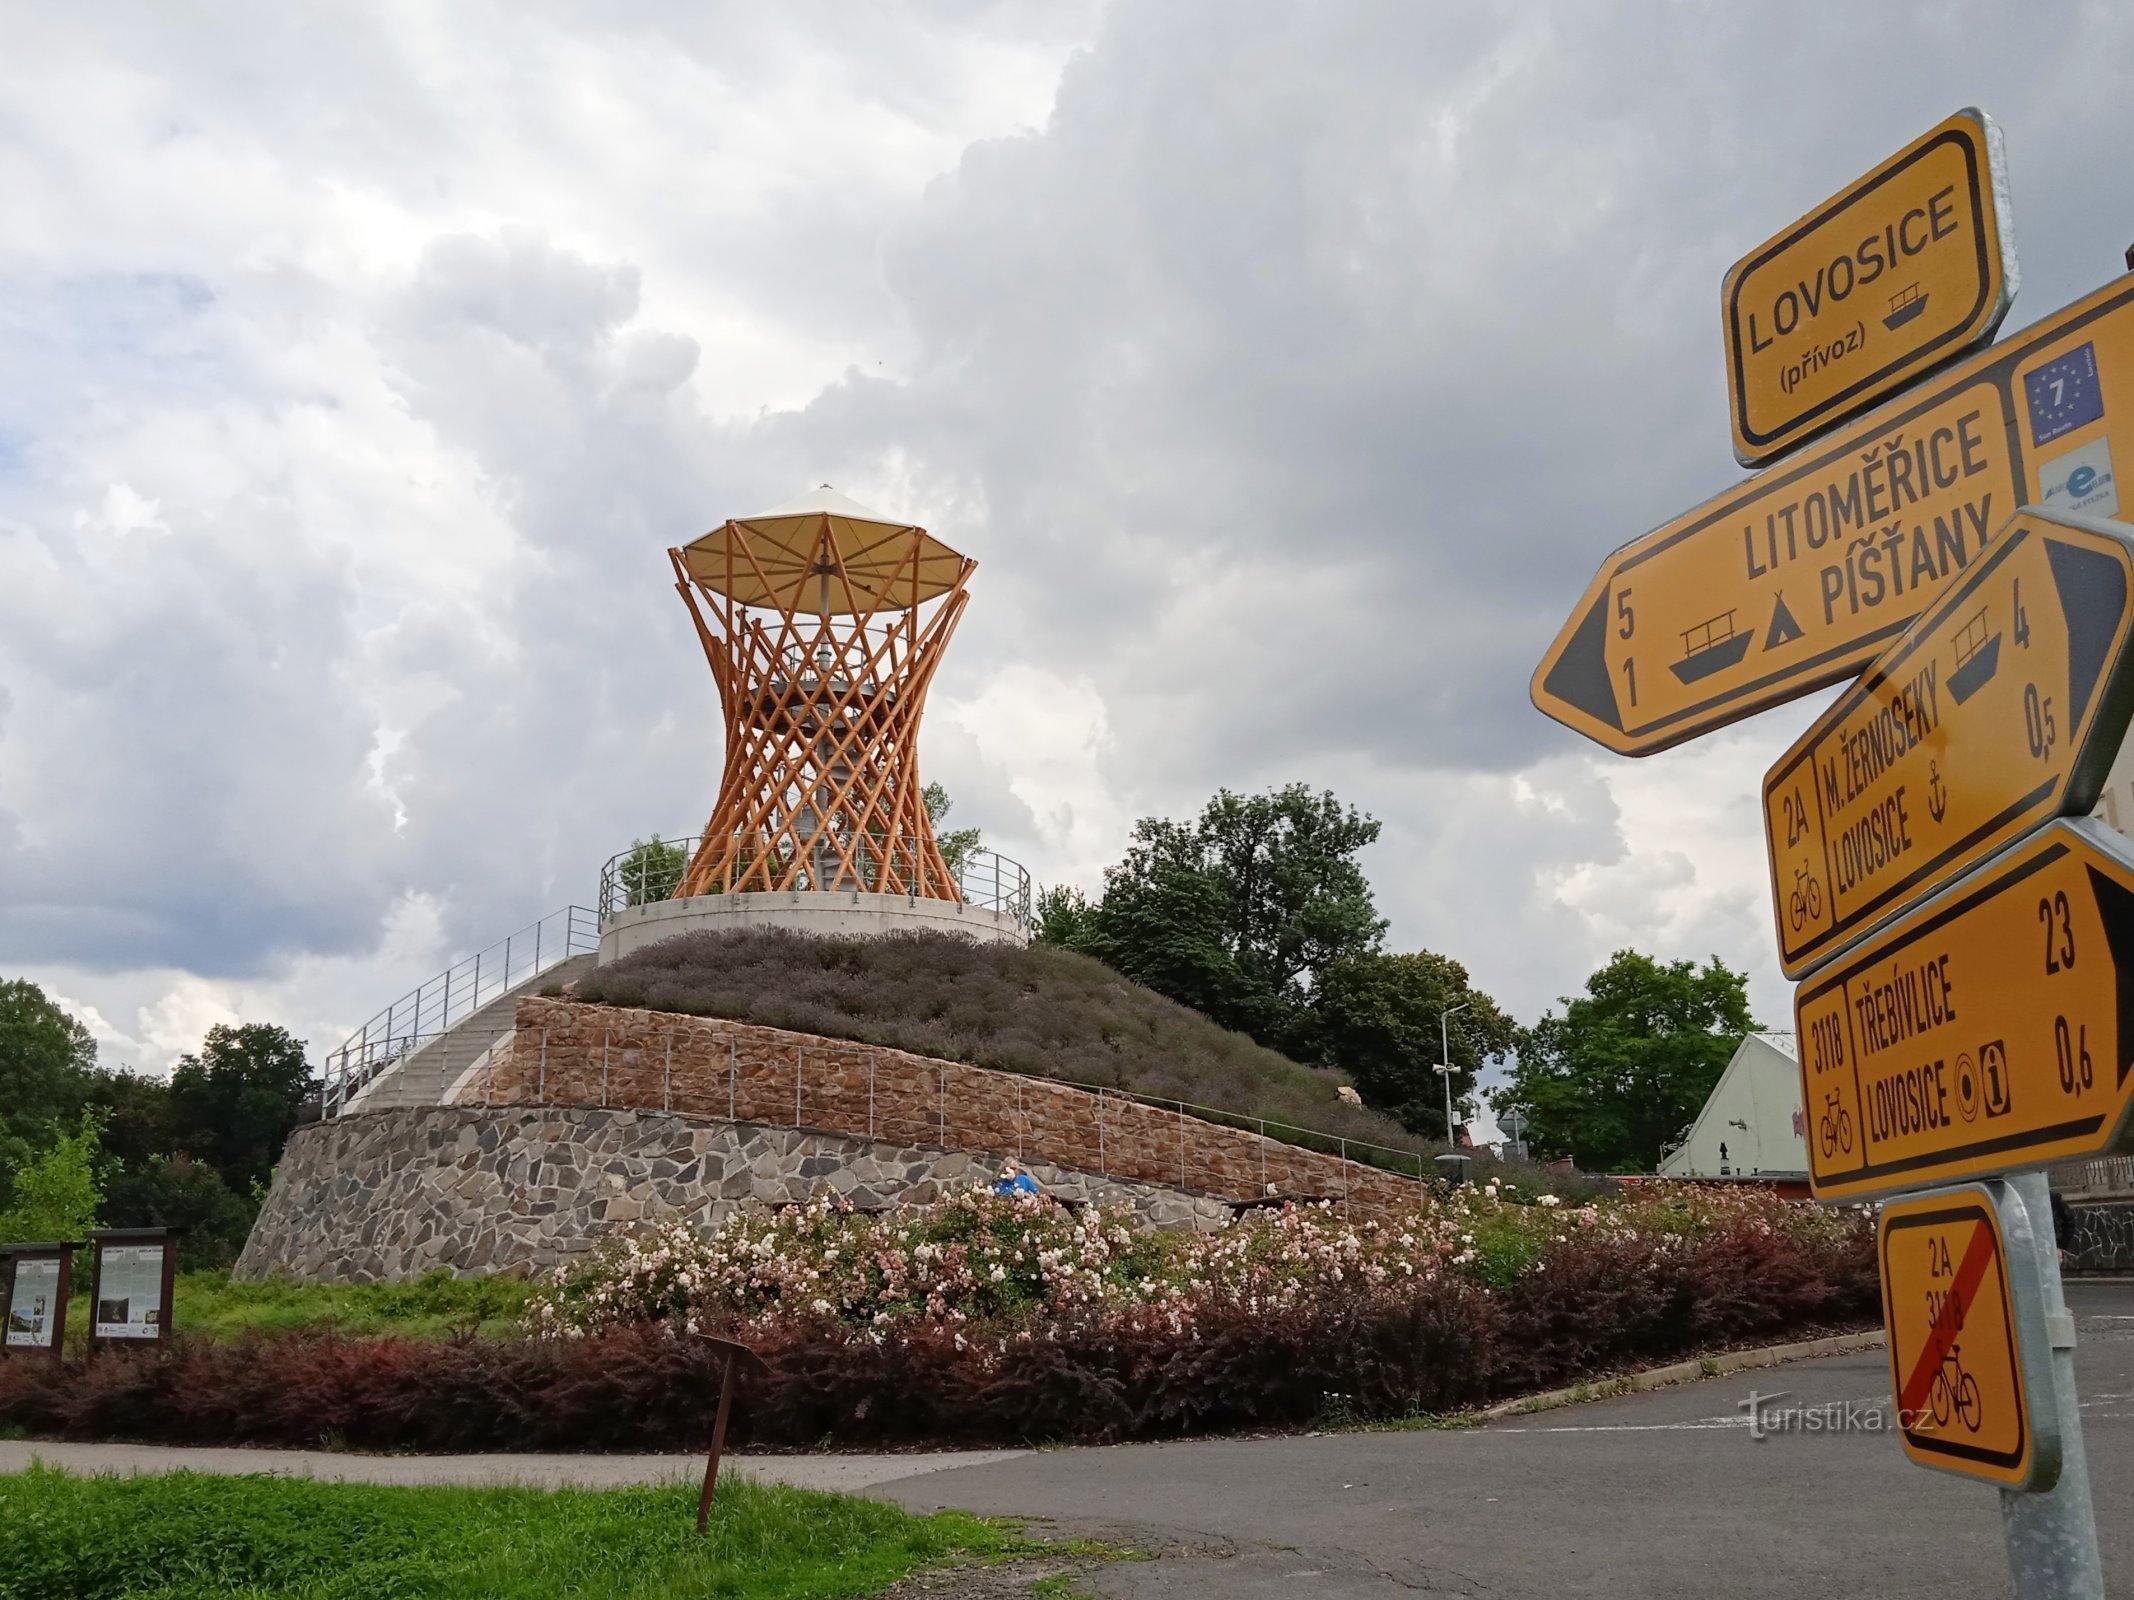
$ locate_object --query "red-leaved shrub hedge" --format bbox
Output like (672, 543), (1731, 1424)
(0, 1217), (1875, 1450)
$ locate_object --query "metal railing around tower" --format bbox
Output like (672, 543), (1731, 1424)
(321, 906), (599, 1116)
(597, 834), (1033, 924)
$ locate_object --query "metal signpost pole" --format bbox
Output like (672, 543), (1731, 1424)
(1439, 1003), (1471, 1146)
(1999, 1172), (2103, 1598)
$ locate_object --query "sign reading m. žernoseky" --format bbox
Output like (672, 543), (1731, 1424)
(1763, 508), (2134, 978)
(1723, 109), (2017, 466)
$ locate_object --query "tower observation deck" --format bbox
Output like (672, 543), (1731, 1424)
(668, 486), (976, 903)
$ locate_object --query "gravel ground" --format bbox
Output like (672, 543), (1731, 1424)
(877, 1554), (1106, 1598)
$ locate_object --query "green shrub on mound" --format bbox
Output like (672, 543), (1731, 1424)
(0, 1185), (1875, 1450)
(574, 927), (1428, 1154)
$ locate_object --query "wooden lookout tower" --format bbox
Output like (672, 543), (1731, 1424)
(669, 486), (975, 902)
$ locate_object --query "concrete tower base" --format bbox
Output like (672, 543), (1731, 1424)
(598, 890), (1028, 962)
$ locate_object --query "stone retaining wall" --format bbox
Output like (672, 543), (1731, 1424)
(235, 1104), (1232, 1284)
(463, 996), (1433, 1219)
(2065, 1199), (2134, 1274)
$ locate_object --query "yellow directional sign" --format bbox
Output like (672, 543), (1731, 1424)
(1796, 818), (2134, 1200)
(1724, 109), (2017, 466)
(1763, 508), (2134, 977)
(1532, 273), (2134, 756)
(1879, 1183), (2059, 1490)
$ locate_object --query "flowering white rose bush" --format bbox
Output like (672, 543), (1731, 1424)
(528, 1178), (1862, 1342)
(0, 1177), (1875, 1453)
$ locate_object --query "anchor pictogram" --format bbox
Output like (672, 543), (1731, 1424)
(1928, 760), (1948, 823)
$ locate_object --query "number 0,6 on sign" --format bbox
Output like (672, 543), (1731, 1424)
(1763, 507), (2134, 977)
(1878, 1184), (2058, 1489)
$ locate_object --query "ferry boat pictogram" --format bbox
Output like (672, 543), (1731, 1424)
(1884, 283), (1929, 331)
(1669, 611), (1754, 686)
(1947, 606), (2002, 704)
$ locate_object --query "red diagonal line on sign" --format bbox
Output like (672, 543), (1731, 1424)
(1899, 1218), (1998, 1417)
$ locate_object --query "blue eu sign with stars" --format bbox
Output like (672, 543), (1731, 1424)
(2026, 342), (2104, 446)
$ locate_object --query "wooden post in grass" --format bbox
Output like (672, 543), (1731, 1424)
(696, 1333), (770, 1532)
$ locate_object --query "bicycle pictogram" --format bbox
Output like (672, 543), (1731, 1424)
(1788, 865), (1824, 931)
(1930, 1342), (1984, 1433)
(1819, 1088), (1854, 1158)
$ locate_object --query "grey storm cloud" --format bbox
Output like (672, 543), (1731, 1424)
(2, 0), (2134, 1056)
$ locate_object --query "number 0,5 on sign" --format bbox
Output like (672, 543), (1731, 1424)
(1763, 507), (2134, 978)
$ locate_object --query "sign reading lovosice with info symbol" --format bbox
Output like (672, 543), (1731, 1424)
(1796, 817), (2134, 1201)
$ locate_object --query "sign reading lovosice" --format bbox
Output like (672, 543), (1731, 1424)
(1723, 109), (2017, 466)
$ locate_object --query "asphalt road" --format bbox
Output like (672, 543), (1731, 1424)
(881, 1281), (2134, 1599)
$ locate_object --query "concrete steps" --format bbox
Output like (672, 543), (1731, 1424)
(348, 953), (599, 1111)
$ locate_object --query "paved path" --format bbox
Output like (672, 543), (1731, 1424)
(8, 1284), (2131, 1596)
(0, 1440), (1024, 1495)
(878, 1282), (2134, 1598)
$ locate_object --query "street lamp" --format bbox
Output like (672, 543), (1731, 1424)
(1436, 1001), (1472, 1147)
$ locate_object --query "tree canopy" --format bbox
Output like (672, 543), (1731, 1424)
(1036, 784), (1514, 1141)
(168, 1024), (316, 1196)
(0, 977), (98, 1151)
(1298, 951), (1517, 1142)
(0, 981), (314, 1267)
(1050, 784), (1387, 1044)
(923, 782), (981, 875)
(1501, 949), (1757, 1172)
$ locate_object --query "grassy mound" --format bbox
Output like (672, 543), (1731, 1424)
(572, 927), (1427, 1155)
(175, 1268), (534, 1341)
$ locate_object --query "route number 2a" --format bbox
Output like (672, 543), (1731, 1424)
(1780, 786), (1811, 849)
(1924, 1234), (1958, 1324)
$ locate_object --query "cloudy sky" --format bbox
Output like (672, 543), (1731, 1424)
(4, 2), (2131, 1096)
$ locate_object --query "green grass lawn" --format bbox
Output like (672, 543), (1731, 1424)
(0, 1464), (1019, 1600)
(172, 1269), (535, 1340)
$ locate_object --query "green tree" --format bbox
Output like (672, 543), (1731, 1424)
(1031, 883), (1098, 948)
(923, 783), (982, 875)
(82, 1067), (176, 1173)
(102, 1154), (256, 1270)
(0, 978), (97, 1147)
(1503, 950), (1757, 1171)
(615, 836), (688, 905)
(1070, 785), (1386, 1045)
(168, 1024), (315, 1195)
(1300, 951), (1517, 1142)
(0, 1114), (103, 1242)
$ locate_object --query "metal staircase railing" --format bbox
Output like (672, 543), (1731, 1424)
(322, 906), (598, 1116)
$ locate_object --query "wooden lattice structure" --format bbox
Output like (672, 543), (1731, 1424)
(669, 487), (975, 900)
